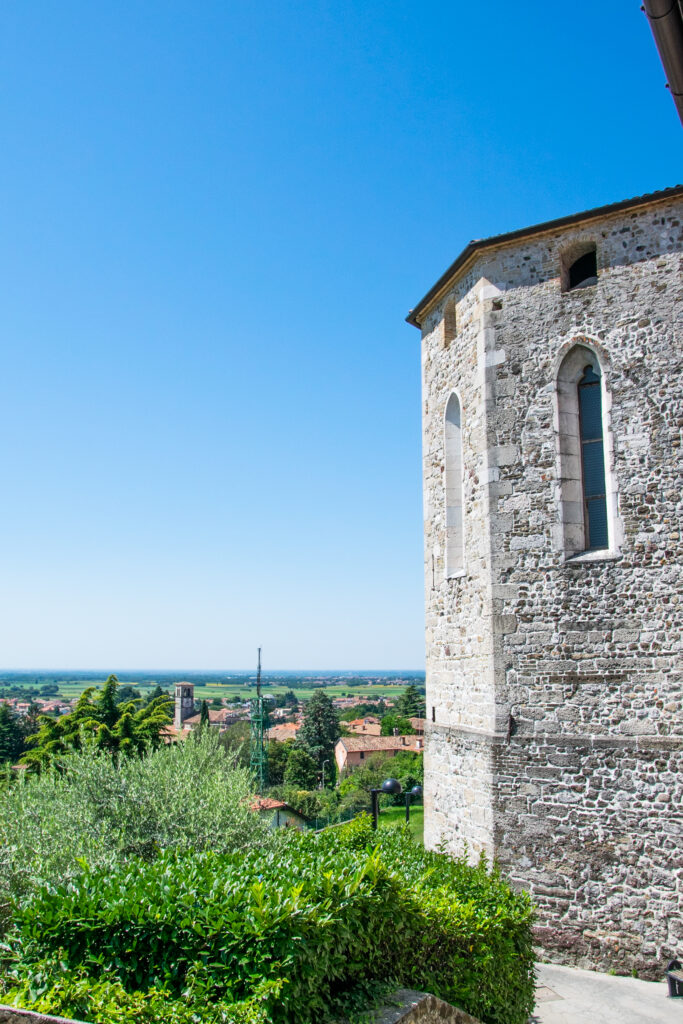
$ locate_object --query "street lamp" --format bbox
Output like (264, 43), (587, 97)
(405, 784), (423, 823)
(370, 777), (402, 830)
(321, 759), (330, 789)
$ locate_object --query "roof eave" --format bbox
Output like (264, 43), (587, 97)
(405, 185), (683, 329)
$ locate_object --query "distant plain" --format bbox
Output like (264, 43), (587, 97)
(0, 671), (424, 704)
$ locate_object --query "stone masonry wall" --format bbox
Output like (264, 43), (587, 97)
(420, 192), (683, 976)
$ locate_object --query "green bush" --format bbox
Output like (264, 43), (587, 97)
(339, 751), (423, 805)
(267, 783), (340, 821)
(0, 729), (270, 928)
(2, 958), (279, 1023)
(2, 816), (535, 1024)
(333, 821), (536, 1024)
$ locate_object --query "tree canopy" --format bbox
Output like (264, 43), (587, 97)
(0, 704), (25, 765)
(266, 739), (295, 786)
(283, 746), (319, 790)
(380, 713), (415, 737)
(20, 675), (173, 771)
(395, 685), (426, 719)
(296, 690), (340, 771)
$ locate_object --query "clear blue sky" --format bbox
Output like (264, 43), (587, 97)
(1, 2), (680, 670)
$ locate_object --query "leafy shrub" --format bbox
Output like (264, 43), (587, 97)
(2, 957), (279, 1023)
(314, 818), (536, 1024)
(0, 729), (270, 928)
(2, 816), (535, 1024)
(4, 843), (413, 1023)
(267, 783), (340, 821)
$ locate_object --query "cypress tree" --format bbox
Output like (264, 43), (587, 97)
(199, 700), (210, 729)
(0, 703), (24, 764)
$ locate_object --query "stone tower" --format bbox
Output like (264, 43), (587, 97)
(174, 681), (195, 728)
(407, 186), (683, 976)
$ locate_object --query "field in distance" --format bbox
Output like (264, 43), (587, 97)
(0, 671), (425, 704)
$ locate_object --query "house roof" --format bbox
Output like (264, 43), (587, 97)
(337, 735), (421, 753)
(251, 797), (287, 811)
(405, 185), (683, 329)
(183, 708), (234, 725)
(251, 797), (307, 818)
(159, 725), (190, 743)
(267, 723), (300, 742)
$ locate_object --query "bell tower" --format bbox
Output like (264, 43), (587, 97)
(174, 681), (195, 728)
(407, 187), (683, 977)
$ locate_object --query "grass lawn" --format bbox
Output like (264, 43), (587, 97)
(377, 805), (424, 843)
(53, 681), (412, 703)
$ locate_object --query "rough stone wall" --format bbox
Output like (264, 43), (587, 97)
(420, 193), (683, 976)
(0, 1008), (88, 1024)
(369, 990), (481, 1024)
(422, 273), (502, 856)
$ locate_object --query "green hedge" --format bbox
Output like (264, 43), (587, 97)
(1, 817), (535, 1024)
(1, 963), (278, 1024)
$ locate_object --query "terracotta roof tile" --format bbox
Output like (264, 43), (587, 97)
(337, 735), (421, 753)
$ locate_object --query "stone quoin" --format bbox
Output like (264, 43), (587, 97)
(407, 186), (683, 977)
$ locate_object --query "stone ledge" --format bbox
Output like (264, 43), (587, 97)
(0, 995), (482, 1024)
(368, 990), (482, 1024)
(0, 1008), (89, 1024)
(429, 723), (683, 752)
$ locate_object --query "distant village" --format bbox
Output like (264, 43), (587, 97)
(0, 675), (426, 786)
(165, 682), (424, 777)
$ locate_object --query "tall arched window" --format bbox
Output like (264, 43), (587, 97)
(445, 393), (464, 575)
(578, 364), (608, 549)
(556, 344), (612, 555)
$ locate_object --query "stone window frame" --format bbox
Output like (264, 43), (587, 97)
(444, 390), (465, 578)
(552, 338), (622, 562)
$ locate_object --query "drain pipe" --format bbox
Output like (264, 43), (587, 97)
(643, 0), (683, 125)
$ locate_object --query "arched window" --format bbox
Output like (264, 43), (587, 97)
(445, 393), (464, 575)
(578, 364), (608, 549)
(555, 344), (612, 556)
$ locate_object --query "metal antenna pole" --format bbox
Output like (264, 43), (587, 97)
(250, 647), (267, 793)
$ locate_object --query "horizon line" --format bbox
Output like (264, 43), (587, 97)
(0, 667), (426, 675)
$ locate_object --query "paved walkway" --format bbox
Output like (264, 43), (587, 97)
(533, 963), (683, 1024)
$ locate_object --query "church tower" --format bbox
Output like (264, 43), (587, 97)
(407, 187), (683, 977)
(174, 681), (195, 728)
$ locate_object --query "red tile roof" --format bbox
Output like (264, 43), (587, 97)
(337, 735), (422, 753)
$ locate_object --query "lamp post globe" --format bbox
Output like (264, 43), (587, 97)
(371, 779), (402, 830)
(404, 783), (423, 824)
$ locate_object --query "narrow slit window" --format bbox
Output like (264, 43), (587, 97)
(443, 297), (457, 348)
(445, 393), (464, 575)
(578, 365), (608, 549)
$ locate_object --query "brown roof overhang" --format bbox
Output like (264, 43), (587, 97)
(644, 0), (683, 125)
(405, 185), (683, 329)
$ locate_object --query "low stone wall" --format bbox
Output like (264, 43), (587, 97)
(369, 990), (482, 1024)
(0, 1009), (88, 1024)
(0, 992), (482, 1024)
